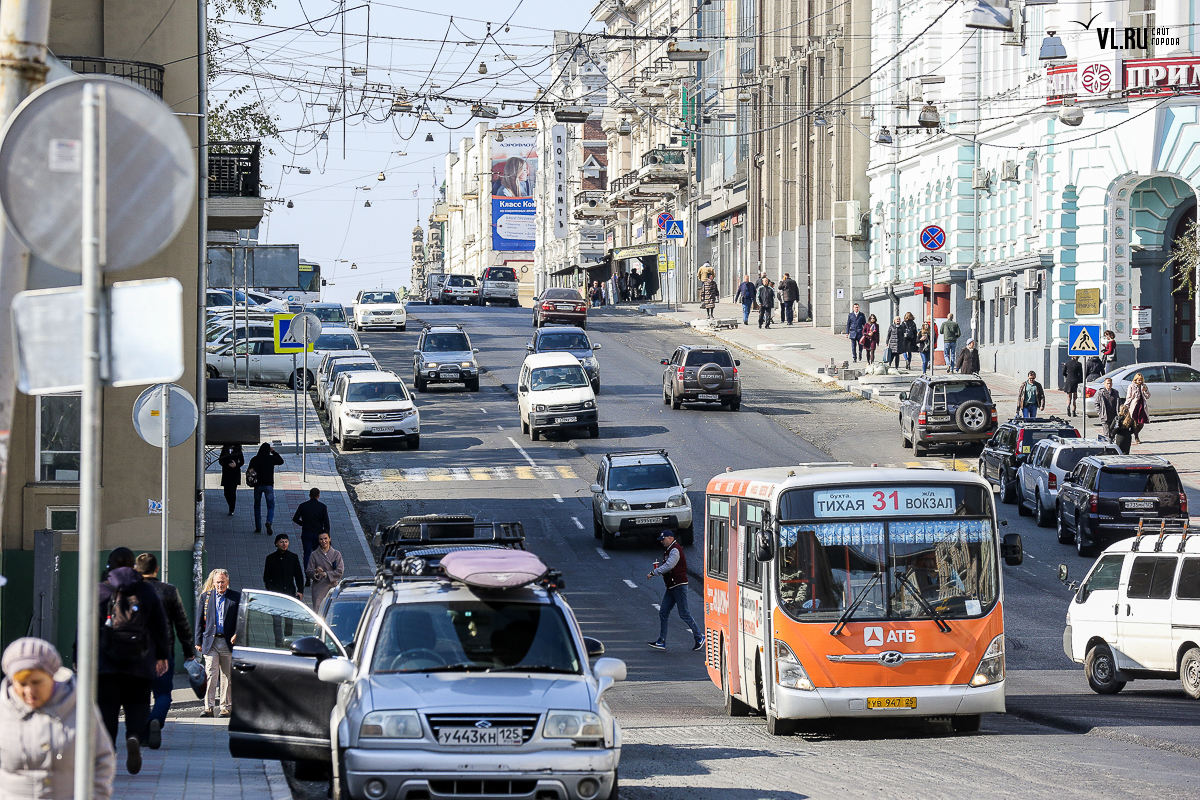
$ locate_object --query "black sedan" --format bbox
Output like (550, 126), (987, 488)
(533, 288), (588, 329)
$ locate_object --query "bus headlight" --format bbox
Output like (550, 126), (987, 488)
(970, 634), (1005, 687)
(775, 641), (814, 691)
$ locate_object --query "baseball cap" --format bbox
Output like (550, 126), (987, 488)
(657, 530), (674, 541)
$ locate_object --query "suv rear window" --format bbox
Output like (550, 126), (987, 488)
(684, 350), (734, 367)
(1055, 447), (1115, 472)
(938, 382), (990, 405)
(446, 275), (477, 287)
(1098, 468), (1181, 494)
(486, 268), (517, 282)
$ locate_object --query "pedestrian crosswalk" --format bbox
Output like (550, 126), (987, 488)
(360, 465), (580, 482)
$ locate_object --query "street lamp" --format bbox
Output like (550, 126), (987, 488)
(876, 127), (893, 144)
(478, 61), (488, 74)
(918, 103), (941, 128)
(377, 172), (386, 181)
(1058, 105), (1084, 126)
(617, 118), (632, 136)
(1039, 31), (1067, 60)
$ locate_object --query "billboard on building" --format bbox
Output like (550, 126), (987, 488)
(491, 132), (537, 251)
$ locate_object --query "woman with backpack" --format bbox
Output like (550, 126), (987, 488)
(1, 638), (116, 798)
(218, 444), (244, 516)
(247, 443), (284, 535)
(860, 314), (880, 365)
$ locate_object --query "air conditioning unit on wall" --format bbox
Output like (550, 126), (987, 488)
(965, 279), (981, 300)
(833, 200), (864, 239)
(1001, 276), (1017, 296)
(1001, 160), (1019, 183)
(1024, 268), (1041, 290)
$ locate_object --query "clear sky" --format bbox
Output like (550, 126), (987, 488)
(212, 1), (598, 304)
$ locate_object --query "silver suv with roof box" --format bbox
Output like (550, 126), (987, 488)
(591, 449), (694, 548)
(413, 325), (480, 392)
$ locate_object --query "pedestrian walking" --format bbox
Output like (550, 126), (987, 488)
(1126, 372), (1150, 444)
(956, 338), (980, 374)
(860, 314), (880, 364)
(845, 303), (867, 362)
(307, 532), (345, 611)
(777, 273), (799, 325)
(885, 316), (903, 369)
(940, 313), (961, 373)
(699, 275), (719, 319)
(1112, 412), (1134, 455)
(134, 553), (194, 750)
(1017, 371), (1046, 419)
(1102, 329), (1117, 367)
(263, 534), (305, 643)
(756, 276), (776, 329)
(1095, 377), (1121, 439)
(1, 638), (115, 799)
(194, 569), (240, 718)
(901, 312), (918, 370)
(247, 442), (284, 534)
(1061, 355), (1084, 417)
(218, 444), (244, 516)
(617, 273), (628, 303)
(917, 320), (937, 374)
(1085, 355), (1106, 383)
(95, 548), (170, 775)
(589, 281), (603, 308)
(292, 487), (332, 570)
(645, 531), (703, 652)
(735, 275), (756, 325)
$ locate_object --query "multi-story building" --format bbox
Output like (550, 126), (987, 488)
(2, 0), (213, 657)
(533, 32), (610, 294)
(864, 1), (1200, 377)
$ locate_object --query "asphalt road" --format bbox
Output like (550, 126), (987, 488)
(306, 303), (1200, 798)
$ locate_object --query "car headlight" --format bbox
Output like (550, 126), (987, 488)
(535, 404), (546, 412)
(425, 362), (438, 369)
(543, 710), (604, 740)
(346, 410), (363, 419)
(460, 361), (473, 369)
(666, 494), (686, 508)
(359, 710), (423, 739)
(971, 634), (1005, 687)
(609, 499), (630, 512)
(775, 640), (814, 691)
(581, 357), (597, 368)
(583, 400), (595, 409)
(400, 409), (417, 420)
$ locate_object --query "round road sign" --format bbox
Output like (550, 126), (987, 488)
(290, 312), (323, 341)
(132, 384), (198, 448)
(920, 225), (946, 251)
(656, 212), (674, 230)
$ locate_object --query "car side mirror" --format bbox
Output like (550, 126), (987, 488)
(317, 656), (356, 684)
(329, 395), (341, 403)
(593, 343), (602, 350)
(1057, 564), (1069, 584)
(290, 636), (332, 664)
(660, 359), (670, 366)
(682, 478), (693, 488)
(526, 343), (534, 351)
(734, 360), (741, 366)
(583, 637), (605, 658)
(593, 657), (626, 699)
(899, 392), (909, 401)
(590, 483), (603, 493)
(518, 385), (528, 393)
(473, 348), (480, 354)
(1001, 533), (1024, 567)
(756, 528), (776, 563)
(362, 345), (371, 350)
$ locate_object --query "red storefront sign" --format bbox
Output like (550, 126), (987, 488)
(1046, 55), (1200, 105)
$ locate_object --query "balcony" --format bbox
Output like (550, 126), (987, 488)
(574, 190), (614, 220)
(59, 55), (164, 98)
(639, 147), (688, 184)
(208, 141), (265, 231)
(607, 171), (660, 208)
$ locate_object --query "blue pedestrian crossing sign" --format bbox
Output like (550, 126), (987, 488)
(273, 313), (318, 354)
(664, 220), (685, 239)
(1067, 324), (1100, 356)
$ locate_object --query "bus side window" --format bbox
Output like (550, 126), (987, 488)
(707, 497), (729, 579)
(741, 502), (765, 588)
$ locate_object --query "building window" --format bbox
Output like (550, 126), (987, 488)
(46, 506), (79, 533)
(38, 394), (81, 482)
(996, 297), (1004, 343)
(1032, 289), (1040, 340)
(1024, 292), (1032, 341)
(989, 299), (996, 344)
(1009, 297), (1017, 343)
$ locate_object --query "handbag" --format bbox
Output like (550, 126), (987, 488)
(245, 466), (258, 487)
(185, 657), (208, 699)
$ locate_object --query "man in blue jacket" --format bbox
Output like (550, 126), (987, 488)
(845, 303), (867, 362)
(734, 275), (756, 325)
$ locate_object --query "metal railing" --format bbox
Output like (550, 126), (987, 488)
(59, 55), (165, 98)
(575, 190), (608, 207)
(641, 148), (687, 167)
(208, 142), (261, 198)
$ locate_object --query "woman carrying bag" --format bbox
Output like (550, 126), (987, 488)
(699, 276), (719, 319)
(1061, 356), (1084, 417)
(1125, 372), (1150, 445)
(218, 444), (244, 516)
(860, 315), (880, 365)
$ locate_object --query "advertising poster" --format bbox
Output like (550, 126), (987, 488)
(491, 132), (537, 251)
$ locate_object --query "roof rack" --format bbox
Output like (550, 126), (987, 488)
(378, 521), (526, 561)
(1130, 517), (1190, 552)
(423, 322), (464, 331)
(1009, 415), (1072, 426)
(604, 448), (668, 459)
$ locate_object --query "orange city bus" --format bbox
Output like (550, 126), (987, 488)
(702, 465), (1024, 734)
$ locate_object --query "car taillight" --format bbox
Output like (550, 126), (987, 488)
(677, 367), (685, 380)
(732, 367), (738, 378)
(1090, 494), (1097, 514)
(1048, 473), (1057, 491)
(990, 408), (998, 423)
(918, 411), (927, 426)
(1016, 431), (1025, 452)
(542, 303), (553, 311)
(1182, 493), (1189, 515)
(576, 304), (586, 312)
(1085, 387), (1096, 398)
(1073, 428), (1080, 437)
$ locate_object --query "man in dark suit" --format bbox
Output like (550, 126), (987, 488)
(292, 487), (331, 571)
(263, 533), (305, 643)
(194, 569), (240, 717)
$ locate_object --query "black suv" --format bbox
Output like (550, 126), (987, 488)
(661, 345), (741, 410)
(898, 375), (997, 455)
(1056, 454), (1188, 556)
(979, 416), (1079, 503)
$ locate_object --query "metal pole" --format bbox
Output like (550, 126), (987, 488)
(293, 352), (299, 449)
(74, 79), (106, 800)
(161, 385), (170, 584)
(194, 0), (211, 632)
(302, 326), (308, 481)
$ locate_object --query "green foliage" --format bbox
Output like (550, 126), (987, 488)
(208, 1), (279, 149)
(1163, 220), (1199, 300)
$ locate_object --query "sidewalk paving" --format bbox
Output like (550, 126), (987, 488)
(613, 300), (1200, 503)
(112, 385), (375, 797)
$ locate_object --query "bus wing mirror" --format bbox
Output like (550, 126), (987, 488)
(1001, 533), (1024, 566)
(756, 529), (775, 563)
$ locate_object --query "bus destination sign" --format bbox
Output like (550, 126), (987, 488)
(814, 487), (957, 518)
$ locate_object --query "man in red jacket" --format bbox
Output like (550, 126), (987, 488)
(646, 530), (704, 652)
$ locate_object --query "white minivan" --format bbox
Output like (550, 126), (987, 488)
(517, 352), (599, 441)
(1060, 527), (1200, 699)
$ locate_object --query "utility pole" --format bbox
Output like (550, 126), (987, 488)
(0, 0), (53, 631)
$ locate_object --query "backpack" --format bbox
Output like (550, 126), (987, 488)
(102, 586), (152, 664)
(245, 466), (258, 487)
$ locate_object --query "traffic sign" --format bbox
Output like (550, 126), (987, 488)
(665, 219), (685, 239)
(920, 225), (946, 251)
(132, 384), (197, 447)
(656, 211), (674, 230)
(274, 312), (322, 353)
(1068, 324), (1100, 356)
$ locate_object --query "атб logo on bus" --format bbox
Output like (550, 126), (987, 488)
(865, 627), (915, 646)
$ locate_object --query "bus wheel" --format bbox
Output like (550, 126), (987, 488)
(722, 649), (751, 717)
(951, 714), (982, 733)
(766, 710), (794, 736)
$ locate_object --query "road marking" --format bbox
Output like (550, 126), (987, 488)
(359, 465), (577, 482)
(448, 467), (471, 481)
(571, 516), (584, 529)
(507, 436), (538, 467)
(553, 493), (563, 503)
(595, 548), (610, 560)
(623, 579), (638, 589)
(480, 407), (487, 414)
(554, 465), (576, 479)
(496, 424), (503, 430)
(652, 604), (660, 611)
